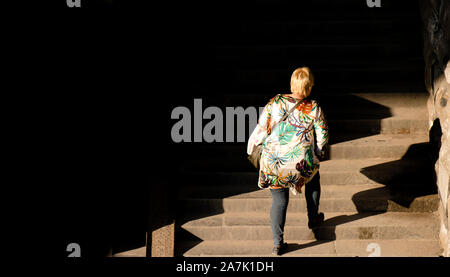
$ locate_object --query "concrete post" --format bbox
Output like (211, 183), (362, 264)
(151, 221), (175, 257)
(148, 186), (175, 257)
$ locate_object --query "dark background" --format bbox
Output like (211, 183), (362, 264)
(23, 0), (446, 261)
(41, 0), (213, 260)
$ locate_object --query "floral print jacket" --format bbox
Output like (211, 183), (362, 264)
(247, 94), (329, 194)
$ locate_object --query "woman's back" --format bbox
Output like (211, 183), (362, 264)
(248, 93), (328, 192)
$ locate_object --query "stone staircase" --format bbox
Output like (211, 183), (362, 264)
(175, 93), (441, 257)
(172, 0), (442, 257)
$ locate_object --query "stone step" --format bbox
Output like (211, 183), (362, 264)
(178, 239), (442, 257)
(220, 0), (417, 9)
(181, 134), (430, 164)
(210, 1), (419, 21)
(217, 20), (421, 45)
(178, 184), (386, 199)
(330, 117), (427, 135)
(215, 57), (424, 72)
(215, 43), (421, 63)
(179, 212), (439, 241)
(171, 112), (427, 144)
(179, 194), (439, 214)
(215, 51), (423, 66)
(112, 247), (146, 257)
(182, 156), (435, 187)
(178, 183), (435, 201)
(181, 211), (438, 228)
(216, 34), (422, 48)
(328, 134), (429, 159)
(211, 80), (427, 94)
(322, 158), (433, 185)
(216, 69), (424, 94)
(187, 92), (427, 116)
(220, 16), (421, 35)
(183, 72), (426, 93)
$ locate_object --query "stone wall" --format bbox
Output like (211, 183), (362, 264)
(441, 63), (450, 257)
(420, 0), (450, 257)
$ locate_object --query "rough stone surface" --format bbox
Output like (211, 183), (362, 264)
(180, 239), (442, 257)
(434, 74), (450, 211)
(148, 186), (175, 257)
(182, 195), (439, 214)
(420, 0), (450, 256)
(181, 212), (439, 241)
(151, 222), (175, 257)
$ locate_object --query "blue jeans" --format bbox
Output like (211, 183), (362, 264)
(270, 172), (321, 246)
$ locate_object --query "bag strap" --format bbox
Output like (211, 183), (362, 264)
(262, 97), (304, 142)
(278, 99), (303, 126)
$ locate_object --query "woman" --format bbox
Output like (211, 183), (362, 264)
(247, 67), (329, 255)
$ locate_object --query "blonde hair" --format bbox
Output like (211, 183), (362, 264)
(290, 67), (314, 98)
